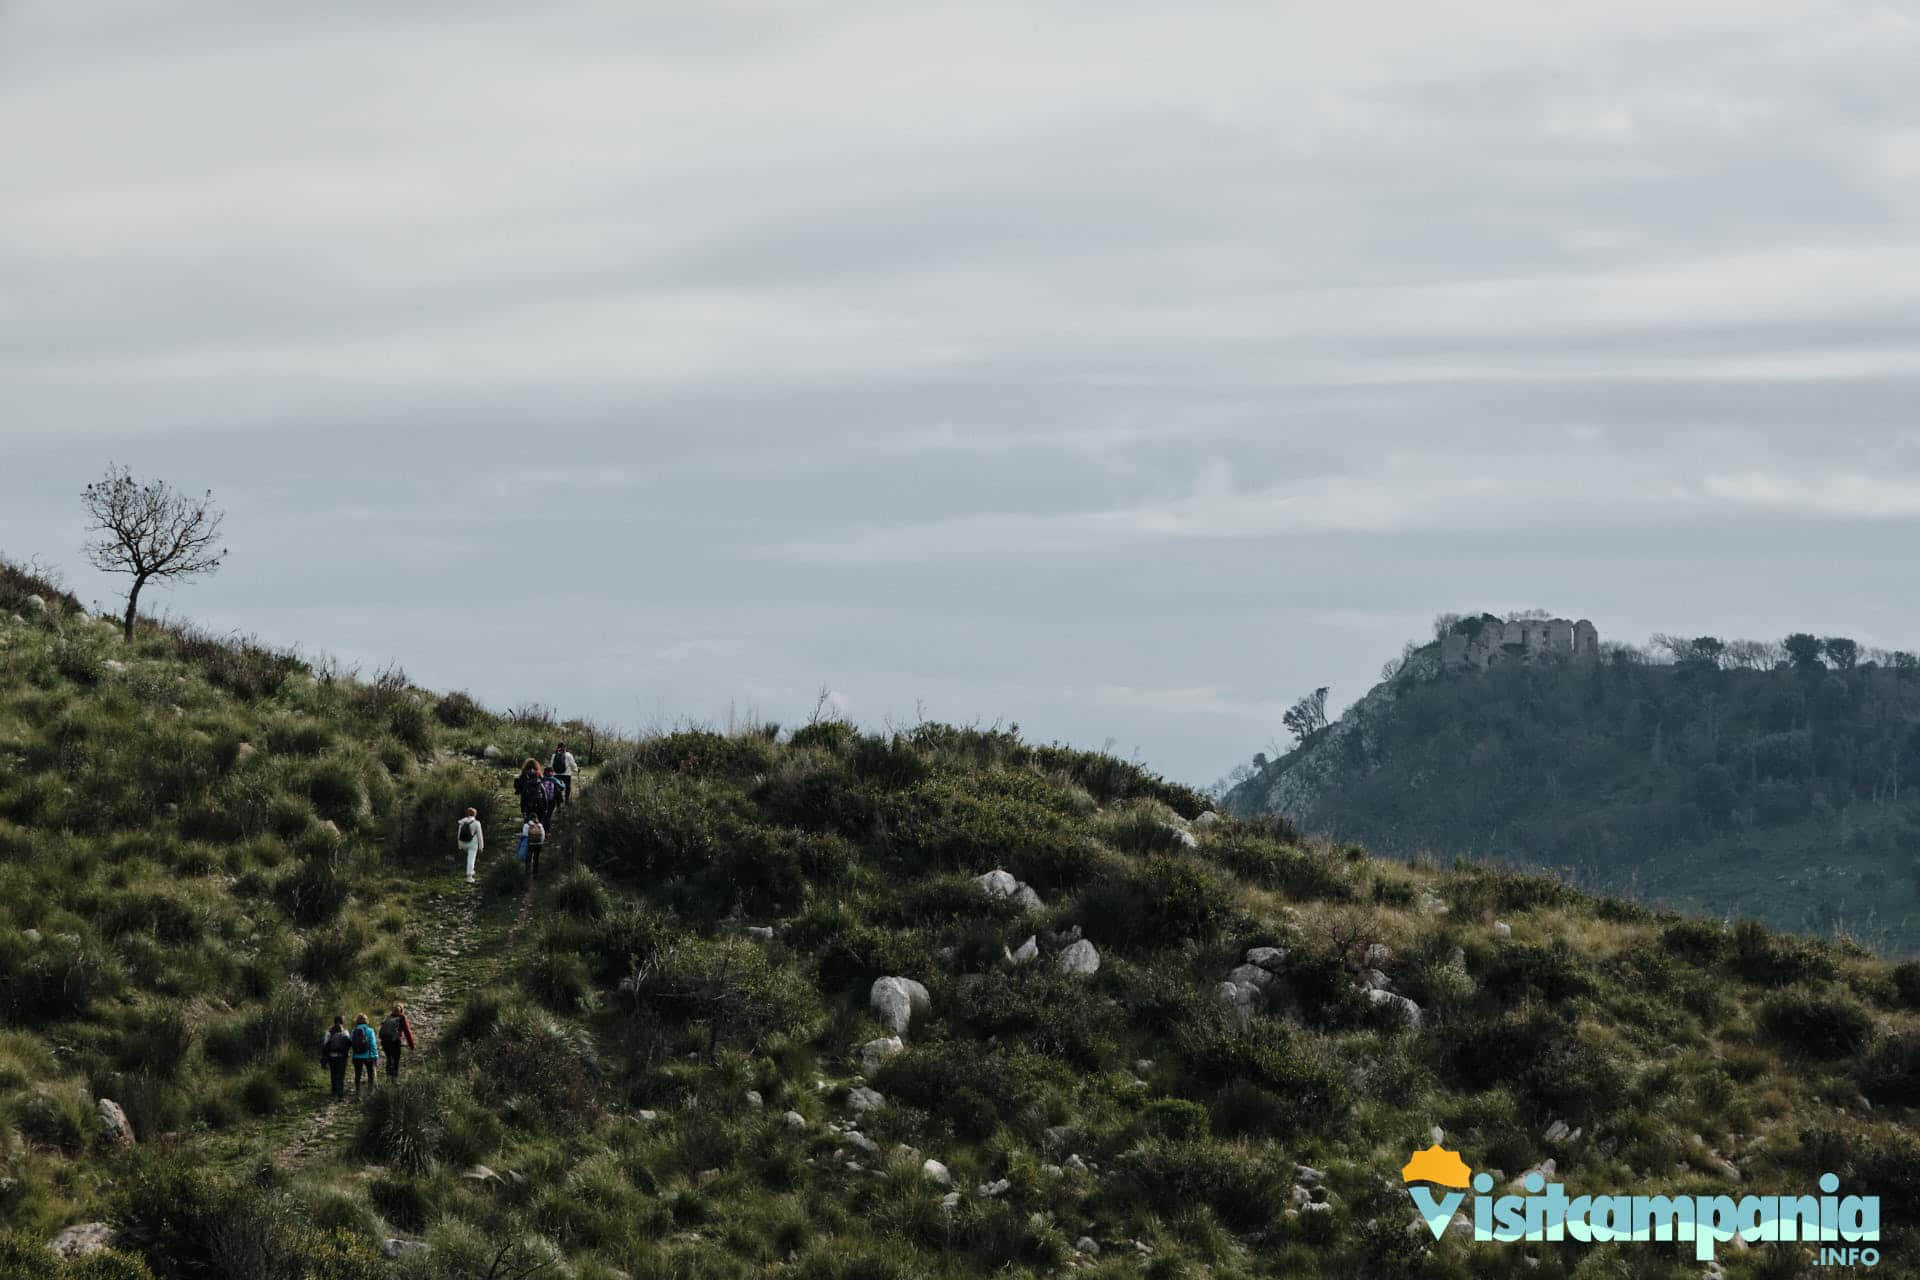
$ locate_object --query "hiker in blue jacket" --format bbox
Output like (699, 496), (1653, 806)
(350, 1012), (380, 1094)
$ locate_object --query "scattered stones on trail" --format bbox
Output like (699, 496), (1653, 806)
(102, 659), (126, 675)
(1543, 1120), (1570, 1144)
(1366, 988), (1422, 1032)
(860, 1036), (905, 1072)
(978, 1178), (1011, 1197)
(50, 1223), (114, 1258)
(1164, 823), (1198, 849)
(1075, 1237), (1101, 1256)
(24, 595), (46, 614)
(1294, 1163), (1324, 1186)
(1193, 811), (1220, 829)
(977, 868), (1047, 916)
(96, 1099), (134, 1148)
(847, 1086), (886, 1113)
(783, 1111), (807, 1129)
(921, 1159), (952, 1187)
(1494, 921), (1512, 940)
(1007, 936), (1039, 966)
(842, 1131), (880, 1156)
(1244, 946), (1287, 970)
(941, 1191), (962, 1211)
(1359, 968), (1391, 991)
(974, 869), (1019, 898)
(235, 742), (256, 760)
(1225, 963), (1274, 990)
(1364, 942), (1391, 967)
(637, 1109), (661, 1122)
(461, 1165), (502, 1183)
(482, 744), (503, 760)
(1057, 939), (1100, 975)
(745, 1090), (763, 1110)
(869, 977), (931, 1035)
(1216, 979), (1259, 1010)
(745, 926), (774, 941)
(384, 1238), (432, 1259)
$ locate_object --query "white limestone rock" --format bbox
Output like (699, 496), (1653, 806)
(1057, 939), (1100, 975)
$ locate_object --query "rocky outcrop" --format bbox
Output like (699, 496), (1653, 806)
(869, 977), (930, 1035)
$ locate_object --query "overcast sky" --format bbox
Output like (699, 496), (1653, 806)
(3, 2), (1918, 784)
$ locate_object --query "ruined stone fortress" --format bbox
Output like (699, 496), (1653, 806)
(1440, 614), (1600, 671)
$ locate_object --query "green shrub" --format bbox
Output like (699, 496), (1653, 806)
(367, 1173), (441, 1233)
(1076, 857), (1232, 948)
(1206, 836), (1355, 901)
(1892, 960), (1920, 1010)
(15, 1084), (94, 1151)
(1140, 1097), (1211, 1140)
(1482, 940), (1589, 1004)
(1112, 1139), (1287, 1230)
(1733, 921), (1834, 987)
(355, 1076), (448, 1174)
(1173, 1018), (1347, 1134)
(1862, 1033), (1920, 1105)
(273, 855), (349, 926)
(0, 933), (125, 1024)
(1101, 809), (1190, 856)
(524, 949), (592, 1012)
(435, 690), (487, 727)
(239, 1072), (284, 1117)
(1762, 992), (1873, 1059)
(1662, 920), (1728, 964)
(546, 865), (609, 920)
(297, 921), (365, 980)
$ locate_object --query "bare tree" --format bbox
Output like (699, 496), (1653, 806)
(81, 464), (227, 640)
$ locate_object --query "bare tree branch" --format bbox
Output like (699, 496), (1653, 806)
(81, 463), (227, 639)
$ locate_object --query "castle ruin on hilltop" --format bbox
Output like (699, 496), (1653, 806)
(1440, 614), (1599, 671)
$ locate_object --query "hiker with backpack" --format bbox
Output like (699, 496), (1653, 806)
(551, 741), (578, 802)
(537, 766), (564, 825)
(514, 758), (543, 818)
(456, 806), (485, 882)
(349, 1013), (380, 1094)
(520, 814), (546, 877)
(379, 1004), (417, 1080)
(320, 1016), (353, 1100)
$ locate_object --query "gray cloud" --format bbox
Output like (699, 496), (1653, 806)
(3, 1), (1918, 783)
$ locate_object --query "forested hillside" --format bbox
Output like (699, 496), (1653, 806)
(1224, 626), (1920, 953)
(11, 563), (1920, 1280)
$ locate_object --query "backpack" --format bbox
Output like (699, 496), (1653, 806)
(457, 817), (477, 845)
(353, 1024), (375, 1055)
(526, 820), (545, 846)
(540, 778), (561, 809)
(379, 1015), (404, 1049)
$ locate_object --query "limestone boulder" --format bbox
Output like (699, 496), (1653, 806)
(974, 869), (1019, 898)
(50, 1223), (115, 1258)
(869, 977), (931, 1035)
(1057, 939), (1099, 975)
(1245, 946), (1287, 970)
(96, 1098), (134, 1148)
(860, 1036), (905, 1072)
(1366, 988), (1422, 1032)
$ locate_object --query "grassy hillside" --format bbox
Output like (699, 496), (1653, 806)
(9, 564), (1920, 1279)
(1224, 643), (1920, 954)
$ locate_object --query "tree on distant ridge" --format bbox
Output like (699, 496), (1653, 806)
(81, 463), (227, 640)
(1283, 687), (1331, 745)
(1822, 637), (1860, 671)
(1783, 633), (1825, 673)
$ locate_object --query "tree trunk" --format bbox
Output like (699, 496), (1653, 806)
(122, 574), (147, 641)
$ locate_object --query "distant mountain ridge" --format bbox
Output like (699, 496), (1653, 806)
(1224, 616), (1920, 954)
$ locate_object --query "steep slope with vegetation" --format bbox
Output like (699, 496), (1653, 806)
(10, 564), (1920, 1280)
(1225, 625), (1920, 954)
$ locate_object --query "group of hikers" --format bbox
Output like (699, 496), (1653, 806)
(318, 743), (580, 1099)
(318, 1006), (416, 1100)
(454, 741), (577, 882)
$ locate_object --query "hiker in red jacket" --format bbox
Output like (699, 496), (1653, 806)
(379, 1004), (417, 1080)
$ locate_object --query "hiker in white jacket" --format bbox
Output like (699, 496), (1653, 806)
(457, 807), (484, 882)
(551, 741), (579, 803)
